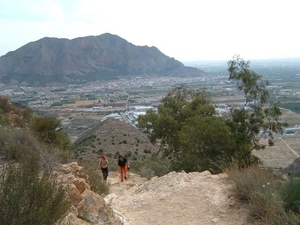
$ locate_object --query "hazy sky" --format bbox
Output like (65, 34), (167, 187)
(1, 0), (299, 61)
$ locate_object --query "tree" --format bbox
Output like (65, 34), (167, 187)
(138, 87), (252, 173)
(227, 55), (287, 150)
(139, 56), (285, 173)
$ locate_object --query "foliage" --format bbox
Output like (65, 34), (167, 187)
(227, 55), (287, 149)
(29, 116), (71, 161)
(226, 166), (300, 224)
(80, 160), (110, 196)
(0, 108), (9, 125)
(281, 177), (300, 214)
(178, 116), (236, 172)
(138, 56), (288, 173)
(129, 157), (171, 177)
(0, 143), (70, 225)
(0, 127), (40, 161)
(138, 86), (256, 173)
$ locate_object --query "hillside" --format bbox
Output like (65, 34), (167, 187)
(0, 33), (206, 85)
(71, 119), (159, 162)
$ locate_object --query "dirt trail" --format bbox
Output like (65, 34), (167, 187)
(105, 171), (254, 225)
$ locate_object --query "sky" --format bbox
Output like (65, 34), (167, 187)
(1, 0), (300, 62)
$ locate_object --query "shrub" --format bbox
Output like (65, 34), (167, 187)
(281, 177), (300, 214)
(130, 157), (171, 177)
(29, 116), (71, 154)
(0, 109), (9, 125)
(0, 127), (40, 161)
(0, 149), (70, 225)
(125, 151), (132, 158)
(226, 166), (300, 224)
(80, 161), (109, 196)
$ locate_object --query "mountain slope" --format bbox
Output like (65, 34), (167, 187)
(71, 119), (159, 162)
(0, 33), (206, 85)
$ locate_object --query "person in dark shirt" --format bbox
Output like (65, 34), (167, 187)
(118, 155), (128, 182)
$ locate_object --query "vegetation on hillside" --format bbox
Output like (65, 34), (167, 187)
(0, 128), (70, 225)
(0, 97), (72, 224)
(29, 116), (71, 162)
(227, 166), (300, 224)
(71, 118), (158, 162)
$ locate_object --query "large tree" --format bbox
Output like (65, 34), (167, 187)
(138, 87), (253, 173)
(138, 56), (286, 173)
(227, 55), (287, 150)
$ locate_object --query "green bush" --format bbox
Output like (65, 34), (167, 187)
(130, 157), (171, 177)
(0, 150), (70, 225)
(0, 127), (39, 161)
(281, 177), (300, 214)
(29, 116), (72, 162)
(29, 116), (71, 151)
(125, 151), (132, 158)
(226, 166), (300, 224)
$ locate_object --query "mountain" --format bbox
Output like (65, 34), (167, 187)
(0, 33), (206, 86)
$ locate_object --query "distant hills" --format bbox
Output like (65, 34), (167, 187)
(0, 33), (206, 86)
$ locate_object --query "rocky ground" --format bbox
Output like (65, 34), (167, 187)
(105, 171), (256, 225)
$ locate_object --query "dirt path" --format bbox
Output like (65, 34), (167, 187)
(105, 171), (254, 225)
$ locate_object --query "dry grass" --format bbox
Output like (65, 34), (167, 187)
(226, 166), (299, 224)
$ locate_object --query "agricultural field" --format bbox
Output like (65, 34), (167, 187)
(253, 137), (300, 169)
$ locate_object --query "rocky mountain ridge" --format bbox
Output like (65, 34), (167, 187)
(0, 33), (206, 85)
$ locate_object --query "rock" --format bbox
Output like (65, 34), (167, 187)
(104, 193), (119, 205)
(56, 162), (126, 224)
(73, 177), (90, 193)
(58, 212), (90, 225)
(77, 189), (123, 224)
(68, 184), (83, 206)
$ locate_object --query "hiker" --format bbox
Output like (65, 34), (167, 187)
(99, 155), (109, 181)
(118, 155), (128, 182)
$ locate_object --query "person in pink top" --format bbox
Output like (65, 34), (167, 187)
(99, 155), (109, 181)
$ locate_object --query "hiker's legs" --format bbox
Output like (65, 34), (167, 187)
(120, 166), (126, 182)
(101, 167), (108, 181)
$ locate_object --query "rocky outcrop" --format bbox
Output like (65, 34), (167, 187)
(105, 170), (252, 225)
(0, 96), (30, 127)
(55, 162), (125, 225)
